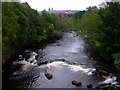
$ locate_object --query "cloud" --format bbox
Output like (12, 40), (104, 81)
(21, 0), (105, 11)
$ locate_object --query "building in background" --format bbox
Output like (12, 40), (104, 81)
(21, 2), (31, 8)
(39, 9), (79, 18)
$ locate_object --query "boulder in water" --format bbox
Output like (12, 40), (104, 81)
(45, 73), (53, 80)
(87, 84), (92, 88)
(95, 83), (115, 89)
(97, 68), (109, 76)
(92, 68), (109, 76)
(71, 80), (82, 87)
(30, 60), (34, 63)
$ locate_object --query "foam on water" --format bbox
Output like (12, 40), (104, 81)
(101, 76), (117, 84)
(27, 52), (37, 62)
(40, 61), (96, 75)
(12, 51), (38, 73)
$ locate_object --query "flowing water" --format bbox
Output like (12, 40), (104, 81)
(3, 31), (120, 88)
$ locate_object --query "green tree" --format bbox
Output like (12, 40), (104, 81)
(73, 10), (86, 19)
(86, 6), (98, 12)
(113, 53), (120, 71)
(98, 2), (120, 60)
(2, 2), (46, 53)
(73, 2), (120, 71)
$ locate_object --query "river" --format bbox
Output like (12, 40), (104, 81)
(2, 31), (120, 89)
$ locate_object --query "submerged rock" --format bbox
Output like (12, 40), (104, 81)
(95, 83), (115, 89)
(98, 69), (109, 76)
(92, 69), (100, 75)
(71, 80), (82, 87)
(92, 68), (109, 76)
(30, 60), (34, 63)
(53, 59), (65, 62)
(45, 72), (53, 80)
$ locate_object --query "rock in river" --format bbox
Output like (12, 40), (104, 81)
(72, 80), (82, 87)
(95, 83), (115, 89)
(87, 84), (92, 88)
(97, 69), (109, 76)
(45, 72), (53, 80)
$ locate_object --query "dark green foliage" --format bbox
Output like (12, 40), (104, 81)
(2, 2), (45, 53)
(2, 2), (120, 71)
(97, 2), (120, 61)
(2, 2), (56, 54)
(41, 10), (59, 29)
(113, 53), (120, 71)
(41, 10), (73, 31)
(57, 17), (73, 31)
(73, 2), (120, 71)
(86, 6), (98, 13)
(2, 2), (73, 54)
(73, 11), (86, 19)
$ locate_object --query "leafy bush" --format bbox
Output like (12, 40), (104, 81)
(113, 53), (120, 71)
(52, 30), (62, 39)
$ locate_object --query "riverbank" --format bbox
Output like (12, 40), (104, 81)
(75, 32), (119, 74)
(87, 46), (119, 73)
(2, 36), (62, 72)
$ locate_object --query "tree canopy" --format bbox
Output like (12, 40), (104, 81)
(73, 2), (120, 71)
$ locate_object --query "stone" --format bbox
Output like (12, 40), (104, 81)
(87, 84), (92, 88)
(92, 68), (109, 76)
(30, 60), (34, 63)
(71, 80), (82, 87)
(95, 83), (115, 89)
(45, 73), (53, 80)
(98, 69), (109, 76)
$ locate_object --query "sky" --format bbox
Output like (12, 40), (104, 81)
(21, 0), (106, 11)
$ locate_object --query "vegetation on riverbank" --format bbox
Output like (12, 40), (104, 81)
(2, 2), (72, 56)
(2, 2), (120, 71)
(73, 2), (120, 71)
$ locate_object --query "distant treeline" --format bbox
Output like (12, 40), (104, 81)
(2, 2), (73, 54)
(72, 2), (120, 71)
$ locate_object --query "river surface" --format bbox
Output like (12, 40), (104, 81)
(3, 32), (120, 89)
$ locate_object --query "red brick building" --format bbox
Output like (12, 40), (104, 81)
(21, 2), (31, 8)
(54, 13), (68, 18)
